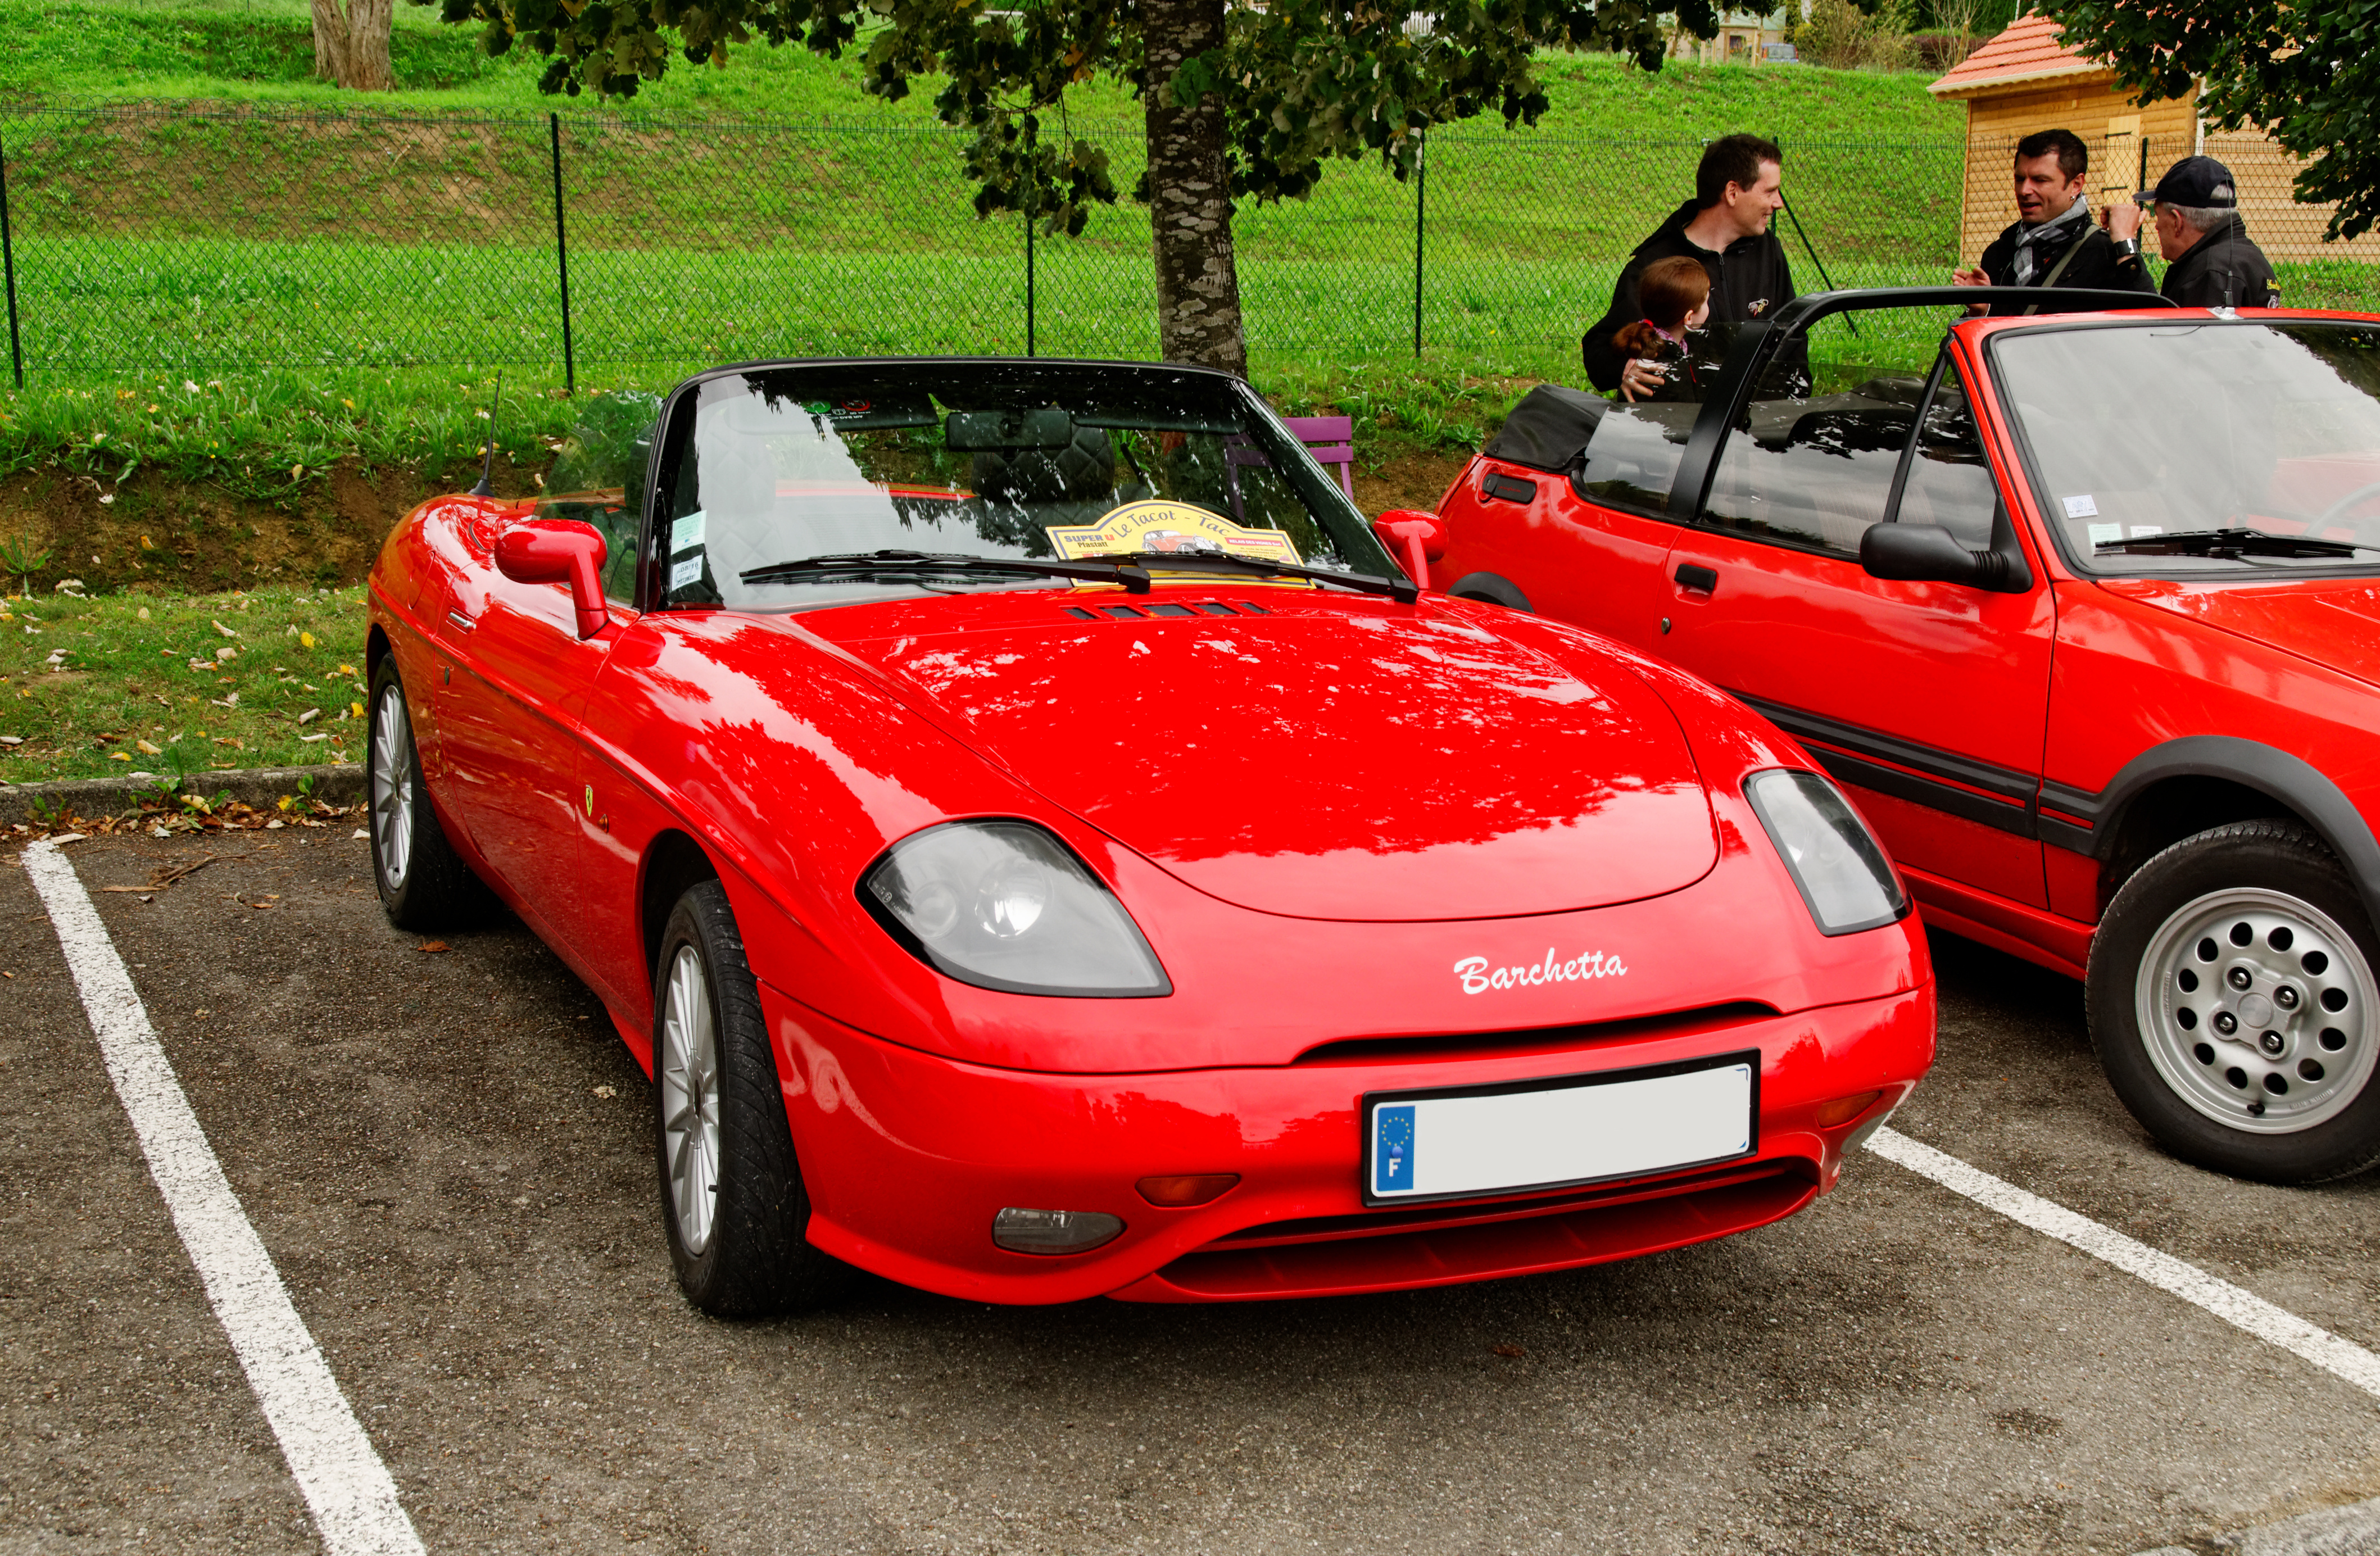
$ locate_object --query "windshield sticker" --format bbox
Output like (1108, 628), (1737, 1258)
(1454, 950), (1627, 995)
(1046, 499), (1302, 573)
(2062, 495), (2100, 519)
(672, 511), (706, 553)
(2088, 523), (2123, 547)
(669, 556), (704, 592)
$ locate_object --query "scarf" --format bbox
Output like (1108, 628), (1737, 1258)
(2012, 194), (2092, 285)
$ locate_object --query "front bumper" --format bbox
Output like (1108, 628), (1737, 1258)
(765, 982), (1933, 1304)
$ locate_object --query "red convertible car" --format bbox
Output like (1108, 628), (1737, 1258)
(365, 359), (1932, 1313)
(1422, 289), (2380, 1184)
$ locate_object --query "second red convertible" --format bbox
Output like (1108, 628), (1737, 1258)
(365, 358), (1933, 1313)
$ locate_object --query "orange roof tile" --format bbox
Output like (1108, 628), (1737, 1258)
(1929, 15), (2109, 98)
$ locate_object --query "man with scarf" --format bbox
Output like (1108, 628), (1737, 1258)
(1954, 129), (2151, 311)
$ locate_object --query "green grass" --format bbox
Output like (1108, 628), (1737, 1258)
(0, 582), (369, 783)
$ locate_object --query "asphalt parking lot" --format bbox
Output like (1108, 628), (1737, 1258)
(6, 829), (2380, 1556)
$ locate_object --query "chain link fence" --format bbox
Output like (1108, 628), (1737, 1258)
(0, 103), (2370, 383)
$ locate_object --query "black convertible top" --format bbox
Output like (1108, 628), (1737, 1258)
(1483, 384), (1609, 472)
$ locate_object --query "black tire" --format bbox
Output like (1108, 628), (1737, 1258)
(652, 879), (851, 1315)
(366, 658), (485, 931)
(1447, 571), (1534, 613)
(2087, 820), (2380, 1184)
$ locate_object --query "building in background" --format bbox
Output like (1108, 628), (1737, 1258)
(1669, 9), (1794, 66)
(1930, 14), (2379, 267)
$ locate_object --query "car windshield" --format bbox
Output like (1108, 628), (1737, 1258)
(1992, 320), (2380, 573)
(655, 361), (1393, 609)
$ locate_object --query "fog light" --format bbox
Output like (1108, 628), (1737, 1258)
(991, 1207), (1124, 1254)
(1815, 1089), (1884, 1128)
(1136, 1173), (1240, 1208)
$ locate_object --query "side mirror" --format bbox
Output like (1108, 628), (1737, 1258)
(1372, 509), (1449, 589)
(1859, 522), (2025, 592)
(496, 518), (610, 639)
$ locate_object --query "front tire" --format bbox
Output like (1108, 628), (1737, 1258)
(2087, 820), (2380, 1183)
(654, 879), (850, 1315)
(367, 659), (484, 930)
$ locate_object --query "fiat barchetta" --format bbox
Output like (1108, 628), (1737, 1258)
(364, 357), (1933, 1313)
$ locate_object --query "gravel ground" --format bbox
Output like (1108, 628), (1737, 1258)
(6, 828), (2379, 1555)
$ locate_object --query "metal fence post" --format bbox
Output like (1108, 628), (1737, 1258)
(549, 112), (575, 395)
(1023, 118), (1037, 358)
(1412, 128), (1426, 357)
(1, 134), (22, 390)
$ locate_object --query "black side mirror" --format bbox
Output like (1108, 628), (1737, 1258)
(1860, 522), (2027, 592)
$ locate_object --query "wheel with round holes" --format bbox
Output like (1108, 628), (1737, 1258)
(653, 879), (853, 1315)
(366, 658), (485, 930)
(2088, 820), (2380, 1183)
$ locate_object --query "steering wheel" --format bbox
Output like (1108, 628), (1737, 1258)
(2315, 480), (2380, 530)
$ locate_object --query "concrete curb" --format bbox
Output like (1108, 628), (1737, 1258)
(2141, 1494), (2380, 1555)
(0, 764), (363, 827)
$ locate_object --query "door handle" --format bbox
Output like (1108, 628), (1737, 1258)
(447, 609), (477, 632)
(1674, 563), (1719, 595)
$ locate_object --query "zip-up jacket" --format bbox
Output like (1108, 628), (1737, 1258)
(2156, 215), (2281, 309)
(1975, 216), (2153, 313)
(1583, 200), (1797, 394)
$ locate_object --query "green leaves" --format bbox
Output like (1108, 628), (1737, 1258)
(2041, 0), (2380, 241)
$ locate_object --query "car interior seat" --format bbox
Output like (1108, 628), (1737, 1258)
(972, 425), (1143, 530)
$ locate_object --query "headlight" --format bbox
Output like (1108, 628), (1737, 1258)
(1744, 770), (1908, 936)
(859, 820), (1172, 997)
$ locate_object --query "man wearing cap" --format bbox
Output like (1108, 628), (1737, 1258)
(1954, 129), (2150, 311)
(2104, 156), (2281, 309)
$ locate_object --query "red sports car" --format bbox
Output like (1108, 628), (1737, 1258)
(364, 357), (1933, 1313)
(1423, 289), (2380, 1185)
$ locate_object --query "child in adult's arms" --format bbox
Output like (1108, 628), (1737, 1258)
(1609, 256), (1712, 403)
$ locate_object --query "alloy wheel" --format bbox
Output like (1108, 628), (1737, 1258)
(659, 945), (722, 1254)
(2137, 886), (2379, 1134)
(371, 683), (415, 891)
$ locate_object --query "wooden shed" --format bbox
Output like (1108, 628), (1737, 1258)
(1929, 15), (2374, 267)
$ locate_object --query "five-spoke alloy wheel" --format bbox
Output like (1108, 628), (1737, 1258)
(366, 657), (483, 929)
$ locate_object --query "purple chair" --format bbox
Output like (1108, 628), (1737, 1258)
(1226, 415), (1358, 516)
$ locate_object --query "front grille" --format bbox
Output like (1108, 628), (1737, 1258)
(1290, 1001), (1777, 1067)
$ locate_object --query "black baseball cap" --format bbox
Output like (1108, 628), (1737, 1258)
(2153, 156), (2237, 208)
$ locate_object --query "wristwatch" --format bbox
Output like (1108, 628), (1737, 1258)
(2111, 235), (2141, 262)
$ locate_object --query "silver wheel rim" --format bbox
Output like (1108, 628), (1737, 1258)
(370, 683), (415, 891)
(2138, 886), (2379, 1134)
(659, 944), (721, 1254)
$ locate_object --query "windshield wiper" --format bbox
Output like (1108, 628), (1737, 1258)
(2093, 528), (2380, 560)
(1083, 550), (1419, 604)
(741, 550), (1155, 592)
(741, 547), (1421, 602)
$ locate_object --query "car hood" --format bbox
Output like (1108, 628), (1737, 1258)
(2095, 575), (2380, 689)
(808, 596), (1717, 921)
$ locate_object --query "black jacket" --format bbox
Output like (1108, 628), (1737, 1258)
(1583, 200), (1796, 393)
(2157, 215), (2281, 309)
(1976, 210), (2154, 313)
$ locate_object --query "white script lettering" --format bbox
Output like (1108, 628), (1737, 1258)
(1453, 949), (1629, 995)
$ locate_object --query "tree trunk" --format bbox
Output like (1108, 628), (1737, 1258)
(1140, 0), (1245, 375)
(310, 0), (394, 89)
(310, 0), (348, 83)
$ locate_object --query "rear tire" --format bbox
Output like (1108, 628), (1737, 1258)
(366, 659), (484, 931)
(2087, 820), (2380, 1183)
(654, 879), (851, 1315)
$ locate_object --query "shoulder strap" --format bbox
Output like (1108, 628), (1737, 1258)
(2020, 229), (2097, 316)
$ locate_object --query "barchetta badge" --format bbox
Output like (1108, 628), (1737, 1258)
(1454, 950), (1628, 994)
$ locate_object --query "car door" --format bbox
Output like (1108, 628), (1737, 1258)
(1658, 342), (2059, 910)
(433, 514), (620, 941)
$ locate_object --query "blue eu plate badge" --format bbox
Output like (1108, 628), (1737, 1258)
(1373, 1104), (1416, 1195)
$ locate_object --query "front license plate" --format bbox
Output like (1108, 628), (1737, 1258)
(1362, 1052), (1758, 1205)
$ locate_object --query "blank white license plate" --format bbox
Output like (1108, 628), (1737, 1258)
(1363, 1053), (1758, 1205)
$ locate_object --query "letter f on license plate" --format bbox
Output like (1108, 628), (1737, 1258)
(1373, 1104), (1416, 1195)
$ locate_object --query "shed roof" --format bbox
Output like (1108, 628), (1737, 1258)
(1928, 15), (2109, 99)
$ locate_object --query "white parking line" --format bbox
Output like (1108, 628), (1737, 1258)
(1867, 1125), (2380, 1401)
(25, 838), (426, 1556)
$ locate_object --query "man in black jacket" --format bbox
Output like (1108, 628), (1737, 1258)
(1955, 129), (2151, 311)
(1582, 134), (1796, 398)
(2103, 156), (2281, 308)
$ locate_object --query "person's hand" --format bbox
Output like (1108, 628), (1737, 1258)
(1951, 266), (1989, 287)
(2102, 202), (2144, 243)
(1620, 357), (1665, 401)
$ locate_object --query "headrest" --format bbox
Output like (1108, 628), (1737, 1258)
(973, 424), (1117, 503)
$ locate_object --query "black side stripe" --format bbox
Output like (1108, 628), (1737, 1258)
(1729, 691), (2041, 841)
